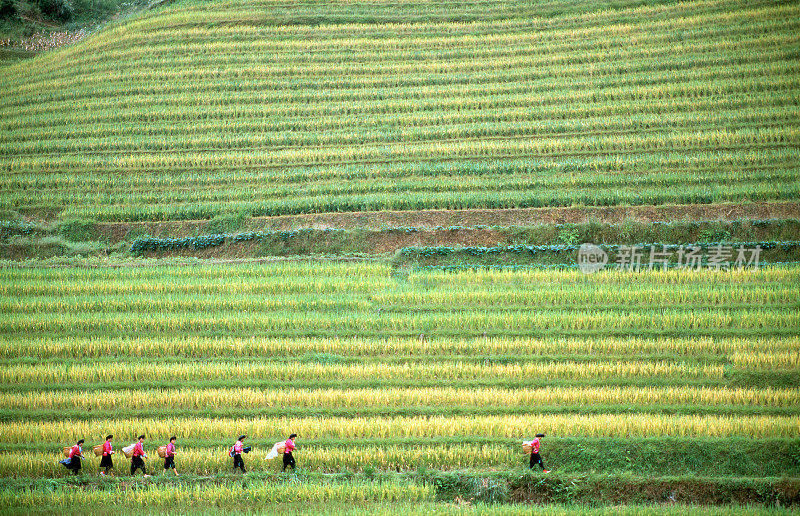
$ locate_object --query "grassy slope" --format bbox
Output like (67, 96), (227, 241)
(0, 473), (798, 513)
(1, 0), (799, 222)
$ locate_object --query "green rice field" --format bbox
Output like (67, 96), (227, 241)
(1, 0), (798, 221)
(1, 0), (798, 512)
(0, 262), (798, 511)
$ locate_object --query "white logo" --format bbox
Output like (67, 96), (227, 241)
(577, 244), (608, 274)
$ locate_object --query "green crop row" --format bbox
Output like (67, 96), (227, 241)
(5, 414), (798, 443)
(8, 386), (798, 412)
(0, 472), (797, 512)
(0, 335), (795, 360)
(1, 476), (433, 507)
(5, 309), (797, 337)
(15, 179), (800, 222)
(2, 263), (796, 338)
(0, 361), (727, 385)
(8, 165), (797, 211)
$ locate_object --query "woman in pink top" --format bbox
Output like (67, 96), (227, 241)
(131, 434), (150, 477)
(282, 434), (297, 472)
(67, 439), (85, 475)
(232, 435), (246, 472)
(163, 436), (178, 476)
(529, 433), (550, 473)
(99, 434), (113, 476)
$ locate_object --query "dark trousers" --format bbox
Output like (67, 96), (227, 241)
(283, 452), (296, 471)
(233, 453), (245, 472)
(164, 456), (175, 470)
(131, 456), (147, 475)
(529, 452), (545, 470)
(99, 454), (113, 472)
(70, 457), (81, 475)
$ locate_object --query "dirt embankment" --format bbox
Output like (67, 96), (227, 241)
(6, 202), (796, 261)
(98, 201), (800, 244)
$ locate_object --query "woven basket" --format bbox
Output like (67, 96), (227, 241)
(522, 443), (532, 454)
(93, 445), (103, 457)
(277, 444), (286, 454)
(157, 446), (167, 458)
(62, 447), (70, 458)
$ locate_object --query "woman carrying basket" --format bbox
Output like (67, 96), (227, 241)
(528, 433), (550, 473)
(163, 436), (179, 476)
(65, 439), (85, 475)
(99, 435), (114, 476)
(131, 434), (150, 477)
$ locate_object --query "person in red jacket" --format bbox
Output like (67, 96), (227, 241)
(131, 434), (150, 477)
(163, 436), (178, 476)
(232, 435), (246, 473)
(99, 435), (114, 476)
(529, 433), (550, 473)
(68, 439), (85, 475)
(282, 434), (297, 472)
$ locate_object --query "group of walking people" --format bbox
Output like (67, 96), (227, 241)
(60, 434), (299, 476)
(61, 433), (550, 475)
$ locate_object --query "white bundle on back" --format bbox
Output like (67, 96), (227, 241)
(264, 442), (281, 460)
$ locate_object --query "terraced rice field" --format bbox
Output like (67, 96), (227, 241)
(0, 263), (797, 485)
(0, 261), (798, 511)
(1, 0), (799, 221)
(1, 0), (799, 512)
